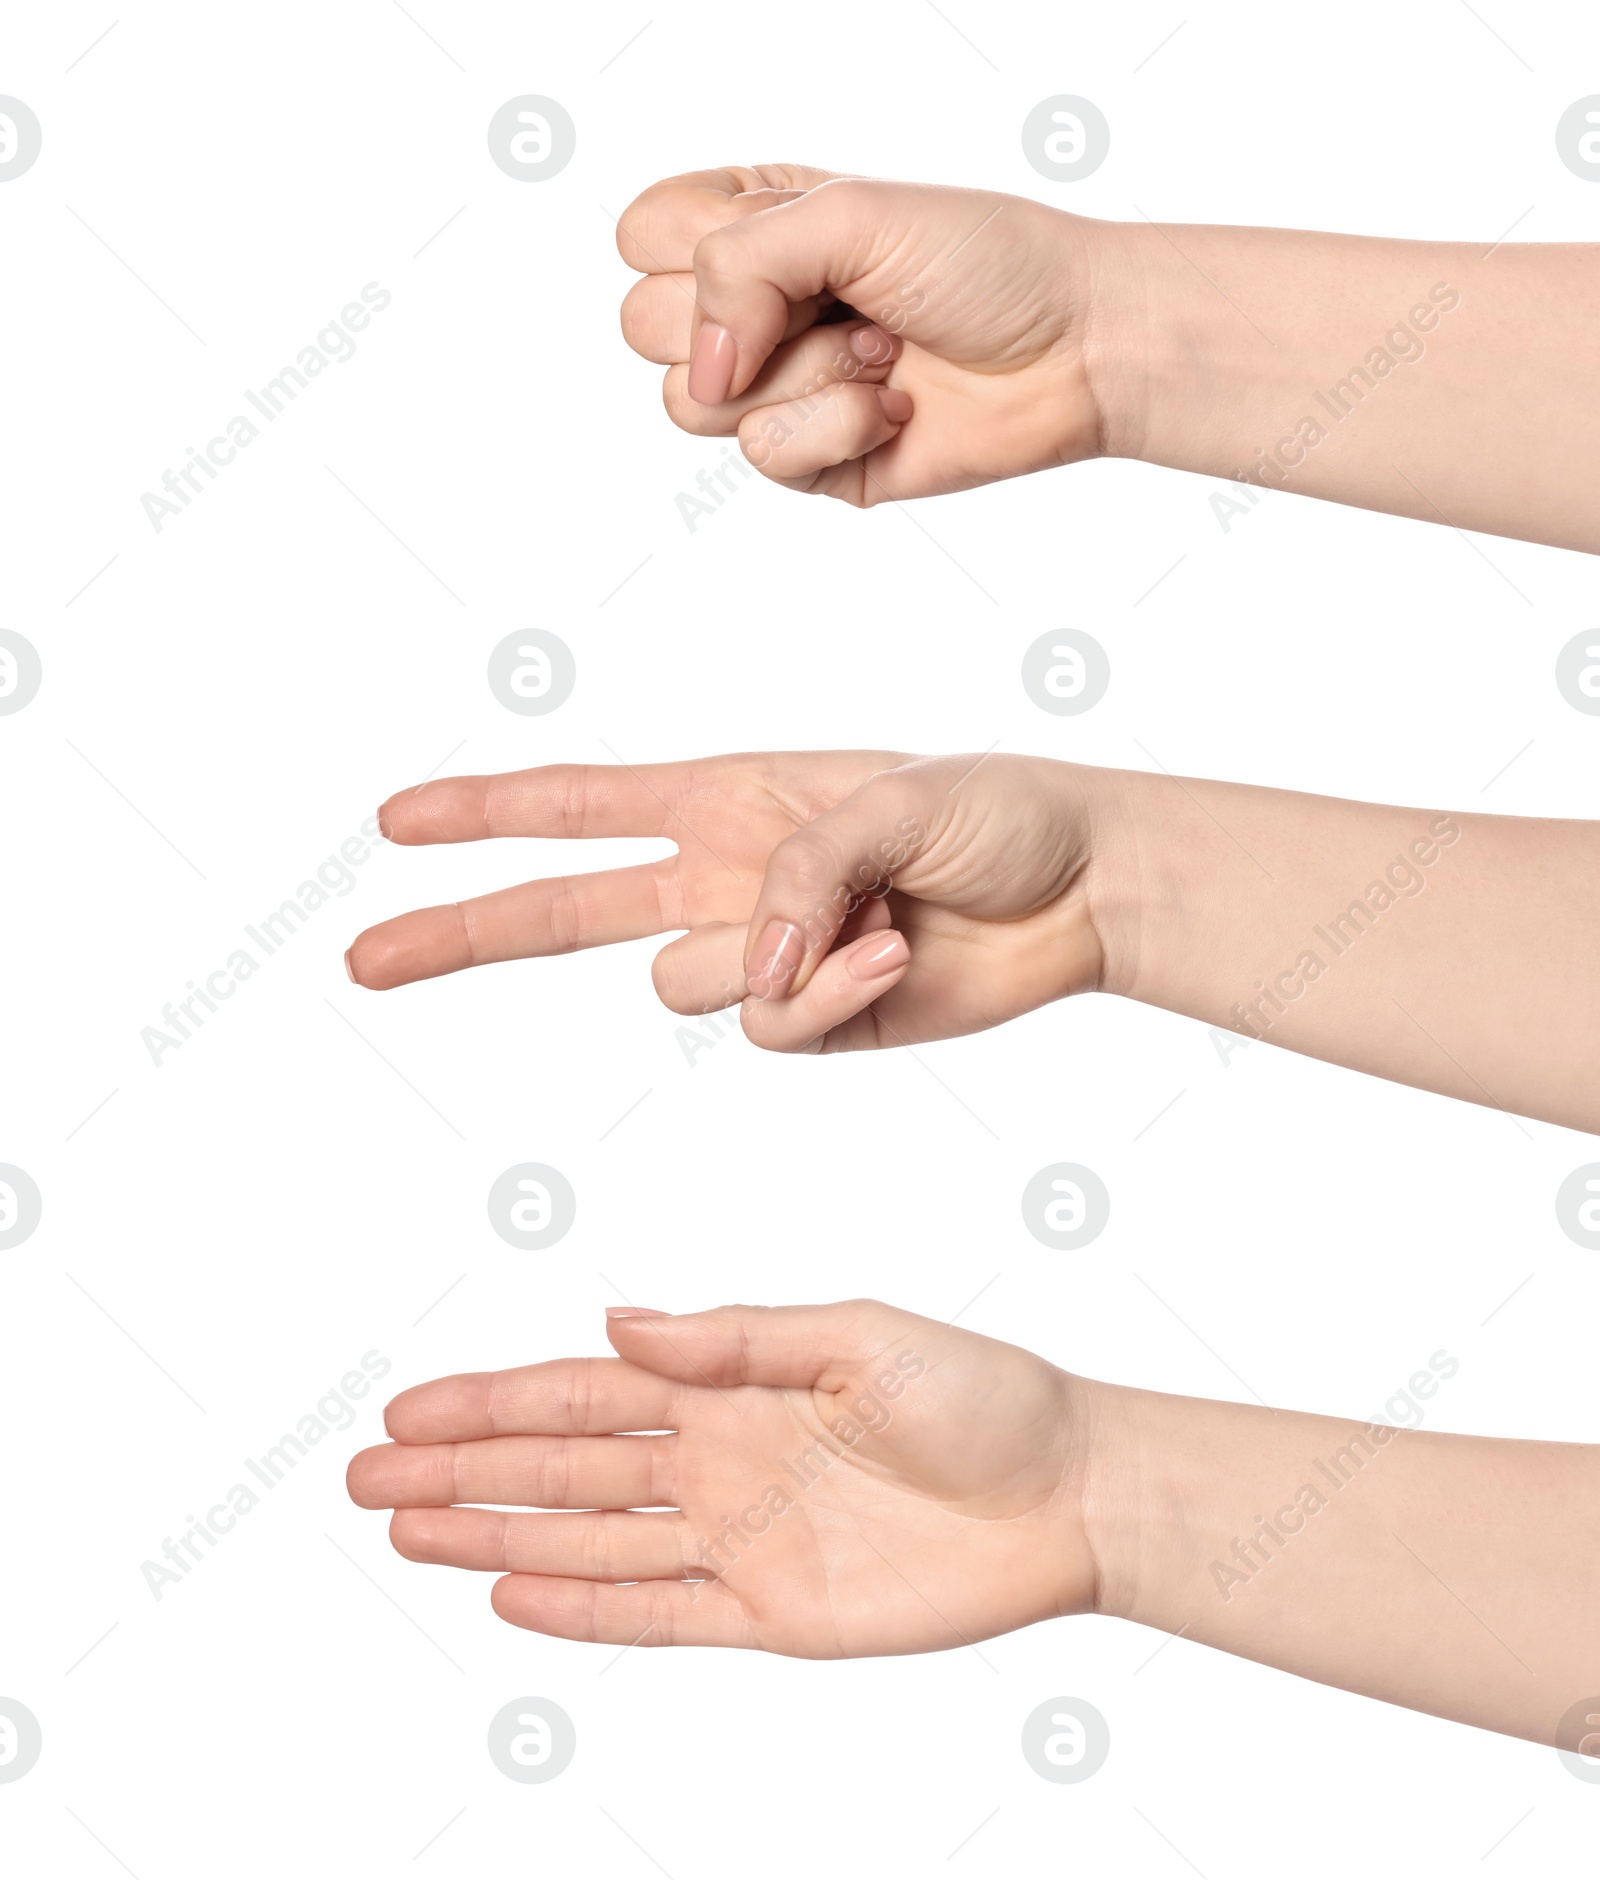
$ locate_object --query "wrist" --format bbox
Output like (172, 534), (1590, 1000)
(1062, 1373), (1156, 1622)
(1061, 762), (1165, 1005)
(1072, 1377), (1197, 1630)
(1073, 216), (1258, 471)
(1071, 216), (1169, 464)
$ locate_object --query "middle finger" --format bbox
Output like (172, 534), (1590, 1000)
(347, 1433), (675, 1511)
(348, 859), (680, 990)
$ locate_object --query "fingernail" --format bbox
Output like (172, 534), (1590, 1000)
(850, 324), (899, 366)
(847, 931), (909, 980)
(377, 807), (392, 839)
(606, 1306), (673, 1319)
(746, 920), (805, 1000)
(687, 322), (738, 404)
(876, 386), (914, 425)
(344, 948), (358, 984)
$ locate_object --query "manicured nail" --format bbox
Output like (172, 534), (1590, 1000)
(687, 323), (738, 404)
(746, 920), (805, 1000)
(846, 931), (910, 980)
(850, 325), (900, 367)
(607, 1306), (672, 1319)
(876, 386), (914, 425)
(343, 948), (358, 984)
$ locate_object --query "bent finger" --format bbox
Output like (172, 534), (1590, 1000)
(739, 927), (909, 1054)
(616, 165), (839, 273)
(664, 322), (902, 437)
(623, 271), (828, 365)
(738, 381), (913, 493)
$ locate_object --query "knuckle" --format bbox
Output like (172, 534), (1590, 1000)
(649, 1585), (678, 1645)
(581, 1520), (613, 1580)
(690, 221), (743, 283)
(565, 1359), (598, 1433)
(770, 826), (839, 896)
(810, 174), (873, 216)
(646, 1436), (672, 1509)
(542, 880), (584, 955)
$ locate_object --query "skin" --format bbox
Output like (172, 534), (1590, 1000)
(617, 164), (1600, 551)
(346, 1300), (1600, 1748)
(346, 752), (1600, 1133)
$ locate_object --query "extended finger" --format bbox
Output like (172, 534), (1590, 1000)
(378, 764), (697, 846)
(391, 1507), (691, 1579)
(384, 1357), (679, 1443)
(491, 1573), (758, 1647)
(606, 1298), (924, 1391)
(346, 860), (677, 990)
(346, 1432), (674, 1510)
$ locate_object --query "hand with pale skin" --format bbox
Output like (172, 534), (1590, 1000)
(347, 1300), (1097, 1656)
(347, 1299), (1600, 1746)
(346, 751), (1107, 1054)
(618, 164), (1104, 504)
(618, 164), (1600, 550)
(346, 751), (1600, 1132)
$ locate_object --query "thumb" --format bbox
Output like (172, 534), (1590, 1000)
(741, 762), (943, 1002)
(605, 1300), (924, 1391)
(684, 176), (944, 404)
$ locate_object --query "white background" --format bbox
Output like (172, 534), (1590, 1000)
(3, 1), (1597, 1872)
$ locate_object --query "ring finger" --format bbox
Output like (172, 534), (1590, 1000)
(652, 916), (911, 1054)
(391, 1506), (692, 1579)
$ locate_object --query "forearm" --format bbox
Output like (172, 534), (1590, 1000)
(1082, 218), (1600, 553)
(1080, 1374), (1600, 1745)
(1081, 764), (1600, 1133)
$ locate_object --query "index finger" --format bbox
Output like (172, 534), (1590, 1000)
(616, 163), (840, 274)
(385, 1356), (680, 1443)
(379, 763), (687, 846)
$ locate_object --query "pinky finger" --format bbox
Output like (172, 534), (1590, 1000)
(491, 1573), (758, 1648)
(738, 383), (913, 500)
